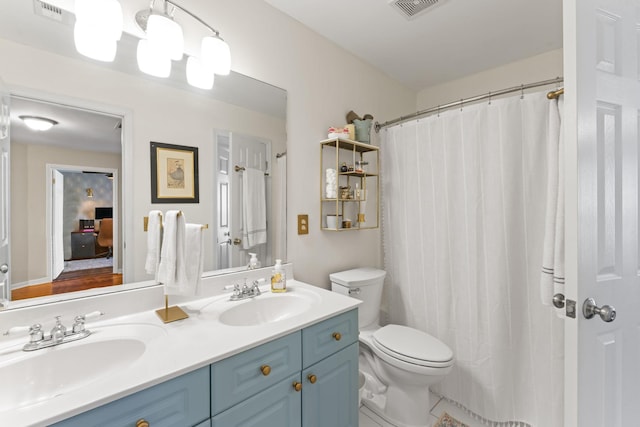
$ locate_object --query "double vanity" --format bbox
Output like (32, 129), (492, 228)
(0, 267), (360, 427)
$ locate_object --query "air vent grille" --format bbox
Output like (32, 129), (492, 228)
(389, 0), (444, 20)
(33, 0), (64, 22)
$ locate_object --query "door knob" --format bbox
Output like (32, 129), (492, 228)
(233, 238), (242, 245)
(583, 298), (616, 322)
(0, 264), (7, 274)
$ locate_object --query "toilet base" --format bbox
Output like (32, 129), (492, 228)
(359, 362), (434, 427)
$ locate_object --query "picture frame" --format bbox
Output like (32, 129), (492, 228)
(150, 141), (199, 203)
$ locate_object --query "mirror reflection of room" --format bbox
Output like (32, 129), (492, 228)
(9, 97), (123, 301)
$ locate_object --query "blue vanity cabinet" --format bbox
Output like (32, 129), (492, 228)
(52, 366), (210, 427)
(301, 309), (358, 367)
(301, 310), (359, 427)
(210, 332), (301, 415)
(195, 420), (212, 427)
(211, 374), (302, 427)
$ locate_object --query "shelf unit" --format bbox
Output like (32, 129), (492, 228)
(320, 137), (379, 231)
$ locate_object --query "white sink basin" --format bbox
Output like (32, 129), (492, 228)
(204, 288), (321, 326)
(0, 323), (165, 411)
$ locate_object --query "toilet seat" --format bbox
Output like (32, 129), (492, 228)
(372, 325), (453, 369)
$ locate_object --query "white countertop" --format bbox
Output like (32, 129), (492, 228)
(0, 280), (360, 427)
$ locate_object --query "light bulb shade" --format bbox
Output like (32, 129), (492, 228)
(74, 22), (117, 62)
(137, 39), (171, 78)
(186, 56), (214, 90)
(147, 14), (184, 61)
(75, 0), (123, 41)
(19, 116), (58, 131)
(201, 36), (231, 75)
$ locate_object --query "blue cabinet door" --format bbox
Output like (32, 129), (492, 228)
(211, 331), (301, 415)
(302, 309), (357, 368)
(212, 374), (302, 427)
(52, 366), (210, 427)
(302, 343), (359, 427)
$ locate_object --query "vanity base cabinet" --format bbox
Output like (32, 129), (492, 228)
(302, 343), (359, 427)
(212, 374), (302, 427)
(52, 366), (210, 427)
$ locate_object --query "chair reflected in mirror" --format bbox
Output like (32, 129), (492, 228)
(97, 218), (113, 259)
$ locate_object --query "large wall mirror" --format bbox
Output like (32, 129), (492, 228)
(0, 0), (287, 308)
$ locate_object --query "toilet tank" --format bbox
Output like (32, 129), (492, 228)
(330, 267), (386, 328)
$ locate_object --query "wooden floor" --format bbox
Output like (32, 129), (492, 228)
(11, 267), (123, 301)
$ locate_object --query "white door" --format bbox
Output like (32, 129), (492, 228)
(0, 78), (9, 304)
(565, 0), (640, 425)
(230, 132), (270, 268)
(51, 169), (64, 280)
(215, 132), (232, 269)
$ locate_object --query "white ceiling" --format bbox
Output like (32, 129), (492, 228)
(264, 0), (563, 91)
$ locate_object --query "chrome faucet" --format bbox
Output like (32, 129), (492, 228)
(229, 279), (264, 301)
(4, 311), (104, 351)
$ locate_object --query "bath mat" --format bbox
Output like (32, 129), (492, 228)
(433, 412), (469, 427)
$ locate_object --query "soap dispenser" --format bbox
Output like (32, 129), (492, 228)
(247, 253), (261, 269)
(271, 259), (286, 293)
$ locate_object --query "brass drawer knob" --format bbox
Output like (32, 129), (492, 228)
(332, 332), (342, 341)
(260, 365), (271, 376)
(293, 381), (302, 392)
(307, 374), (317, 384)
(136, 420), (150, 427)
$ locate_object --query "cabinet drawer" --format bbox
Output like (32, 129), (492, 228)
(302, 309), (358, 368)
(212, 374), (302, 427)
(52, 366), (210, 427)
(211, 331), (301, 415)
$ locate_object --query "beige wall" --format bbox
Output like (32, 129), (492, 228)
(1, 0), (415, 288)
(417, 49), (563, 110)
(10, 142), (120, 286)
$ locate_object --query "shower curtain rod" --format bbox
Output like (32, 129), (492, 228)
(374, 77), (564, 133)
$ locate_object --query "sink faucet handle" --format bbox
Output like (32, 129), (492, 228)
(72, 311), (104, 333)
(28, 324), (44, 343)
(3, 323), (41, 337)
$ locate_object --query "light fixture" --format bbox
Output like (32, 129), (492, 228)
(146, 11), (184, 61)
(137, 39), (171, 78)
(86, 188), (94, 198)
(133, 0), (230, 89)
(73, 0), (123, 62)
(186, 56), (214, 90)
(201, 35), (231, 76)
(19, 115), (58, 132)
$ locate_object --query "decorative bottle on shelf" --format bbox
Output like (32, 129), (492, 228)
(271, 259), (286, 293)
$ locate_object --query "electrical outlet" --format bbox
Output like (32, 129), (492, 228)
(298, 214), (309, 235)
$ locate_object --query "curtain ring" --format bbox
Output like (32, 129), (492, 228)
(437, 105), (440, 117)
(460, 99), (464, 111)
(488, 92), (492, 105)
(520, 84), (525, 99)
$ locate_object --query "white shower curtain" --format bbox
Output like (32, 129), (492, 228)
(381, 91), (564, 426)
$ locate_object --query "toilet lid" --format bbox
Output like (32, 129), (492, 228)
(372, 325), (453, 366)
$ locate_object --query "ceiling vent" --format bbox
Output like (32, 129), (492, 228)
(389, 0), (446, 20)
(32, 0), (74, 25)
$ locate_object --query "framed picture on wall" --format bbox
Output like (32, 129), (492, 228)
(150, 141), (200, 203)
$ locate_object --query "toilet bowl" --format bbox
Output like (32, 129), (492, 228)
(330, 268), (454, 427)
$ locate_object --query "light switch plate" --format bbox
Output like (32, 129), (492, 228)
(298, 214), (309, 235)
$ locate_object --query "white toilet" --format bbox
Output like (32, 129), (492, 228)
(330, 267), (454, 427)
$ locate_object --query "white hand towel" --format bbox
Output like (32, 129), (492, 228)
(183, 223), (204, 296)
(241, 167), (267, 249)
(157, 210), (186, 294)
(145, 210), (163, 276)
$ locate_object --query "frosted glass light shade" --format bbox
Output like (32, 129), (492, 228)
(201, 35), (231, 75)
(74, 22), (117, 62)
(147, 14), (184, 61)
(20, 116), (58, 132)
(75, 0), (123, 41)
(137, 39), (171, 78)
(186, 56), (214, 90)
